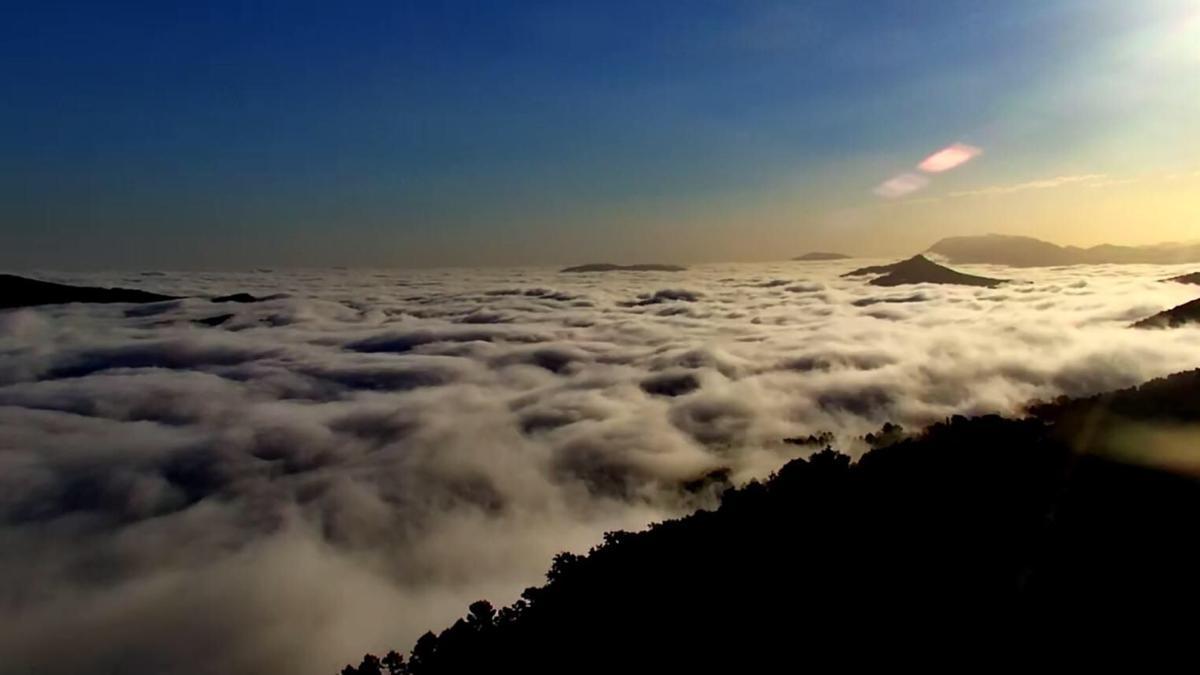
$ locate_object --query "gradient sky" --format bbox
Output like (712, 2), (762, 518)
(3, 0), (1197, 269)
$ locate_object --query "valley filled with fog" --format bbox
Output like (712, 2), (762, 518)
(3, 259), (1200, 674)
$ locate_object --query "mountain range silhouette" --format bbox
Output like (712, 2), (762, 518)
(928, 234), (1200, 267)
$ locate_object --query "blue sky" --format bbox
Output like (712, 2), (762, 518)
(3, 1), (1197, 268)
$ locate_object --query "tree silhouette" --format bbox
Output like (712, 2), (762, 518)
(381, 651), (406, 675)
(466, 600), (495, 629)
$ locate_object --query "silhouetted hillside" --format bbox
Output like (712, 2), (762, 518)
(193, 313), (235, 327)
(792, 252), (850, 261)
(928, 234), (1200, 267)
(1132, 297), (1200, 328)
(843, 254), (1004, 287)
(1, 273), (178, 309)
(212, 293), (261, 303)
(1168, 271), (1200, 285)
(341, 369), (1200, 673)
(1030, 368), (1200, 425)
(560, 263), (687, 273)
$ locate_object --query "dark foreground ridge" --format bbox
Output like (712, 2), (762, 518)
(792, 252), (851, 261)
(1, 273), (178, 309)
(559, 263), (687, 273)
(928, 234), (1200, 267)
(1132, 297), (1200, 329)
(341, 369), (1200, 673)
(843, 254), (1005, 287)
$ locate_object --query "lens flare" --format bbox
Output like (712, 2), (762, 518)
(874, 142), (983, 198)
(874, 173), (929, 198)
(918, 143), (983, 173)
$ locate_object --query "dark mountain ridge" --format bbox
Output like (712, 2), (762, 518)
(1167, 271), (1200, 285)
(1, 273), (179, 309)
(1, 274), (274, 310)
(1133, 297), (1200, 329)
(341, 368), (1200, 674)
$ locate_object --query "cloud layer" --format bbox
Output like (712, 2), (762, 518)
(3, 261), (1200, 674)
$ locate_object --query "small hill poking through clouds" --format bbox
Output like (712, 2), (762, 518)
(559, 263), (686, 273)
(792, 252), (851, 261)
(1167, 271), (1200, 285)
(1, 273), (178, 309)
(843, 254), (1005, 287)
(1133, 297), (1200, 329)
(0, 274), (279, 310)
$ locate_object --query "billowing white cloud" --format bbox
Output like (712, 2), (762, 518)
(2, 261), (1200, 674)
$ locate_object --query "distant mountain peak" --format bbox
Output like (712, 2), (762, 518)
(844, 254), (1005, 287)
(560, 263), (686, 273)
(792, 252), (851, 261)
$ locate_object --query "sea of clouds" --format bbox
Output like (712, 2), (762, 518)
(3, 260), (1200, 674)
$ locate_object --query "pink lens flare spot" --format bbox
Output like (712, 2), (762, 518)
(918, 143), (982, 173)
(874, 173), (929, 198)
